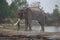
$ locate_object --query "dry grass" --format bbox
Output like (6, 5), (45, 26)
(0, 24), (60, 40)
(0, 24), (57, 36)
(0, 26), (56, 36)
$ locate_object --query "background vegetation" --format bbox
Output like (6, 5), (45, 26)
(0, 0), (60, 26)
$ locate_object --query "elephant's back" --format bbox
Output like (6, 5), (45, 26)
(26, 7), (46, 20)
(29, 7), (42, 14)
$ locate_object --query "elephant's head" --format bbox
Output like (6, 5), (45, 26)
(17, 8), (30, 19)
(17, 9), (25, 19)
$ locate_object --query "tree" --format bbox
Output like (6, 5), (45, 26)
(31, 1), (40, 8)
(13, 0), (28, 9)
(52, 4), (60, 25)
(10, 2), (18, 18)
(0, 0), (10, 22)
(9, 0), (28, 18)
(53, 4), (60, 18)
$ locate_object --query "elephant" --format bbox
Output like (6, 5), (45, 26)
(16, 7), (47, 31)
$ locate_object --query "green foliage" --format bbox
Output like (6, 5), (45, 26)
(53, 4), (60, 18)
(53, 4), (60, 25)
(0, 0), (10, 18)
(31, 1), (40, 7)
(10, 2), (18, 18)
(9, 0), (28, 18)
(46, 4), (60, 26)
(14, 0), (28, 9)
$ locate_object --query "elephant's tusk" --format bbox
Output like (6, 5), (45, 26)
(14, 19), (20, 26)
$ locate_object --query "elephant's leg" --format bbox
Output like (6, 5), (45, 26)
(28, 24), (32, 31)
(17, 21), (20, 31)
(17, 19), (20, 31)
(25, 19), (28, 31)
(28, 21), (32, 31)
(41, 24), (44, 32)
(38, 21), (44, 31)
(25, 19), (32, 31)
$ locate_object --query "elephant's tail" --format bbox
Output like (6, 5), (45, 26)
(45, 15), (48, 21)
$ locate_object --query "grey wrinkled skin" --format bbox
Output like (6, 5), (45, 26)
(17, 7), (47, 31)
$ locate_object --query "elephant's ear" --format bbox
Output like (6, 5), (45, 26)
(26, 8), (30, 11)
(24, 8), (30, 13)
